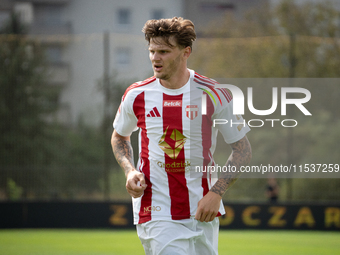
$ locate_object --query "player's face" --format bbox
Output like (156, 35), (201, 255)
(149, 37), (188, 81)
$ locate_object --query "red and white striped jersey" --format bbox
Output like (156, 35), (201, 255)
(113, 69), (250, 224)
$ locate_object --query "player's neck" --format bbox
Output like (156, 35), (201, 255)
(160, 68), (190, 90)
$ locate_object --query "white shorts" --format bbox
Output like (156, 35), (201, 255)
(136, 218), (219, 255)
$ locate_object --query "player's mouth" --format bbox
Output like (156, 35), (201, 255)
(154, 64), (163, 72)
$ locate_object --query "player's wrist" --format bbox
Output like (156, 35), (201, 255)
(125, 167), (137, 178)
(208, 189), (224, 199)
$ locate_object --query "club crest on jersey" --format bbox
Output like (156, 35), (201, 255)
(158, 126), (186, 159)
(186, 105), (198, 120)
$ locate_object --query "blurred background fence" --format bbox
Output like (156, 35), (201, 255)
(1, 0), (340, 203)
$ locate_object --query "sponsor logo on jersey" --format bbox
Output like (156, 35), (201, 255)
(144, 205), (161, 213)
(158, 126), (186, 159)
(163, 100), (182, 107)
(157, 161), (191, 173)
(186, 105), (198, 120)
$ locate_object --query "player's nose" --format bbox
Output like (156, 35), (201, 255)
(151, 52), (161, 62)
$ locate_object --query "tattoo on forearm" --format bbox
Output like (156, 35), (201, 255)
(210, 136), (252, 197)
(112, 137), (135, 176)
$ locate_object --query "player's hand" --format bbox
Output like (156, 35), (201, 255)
(126, 169), (147, 198)
(195, 191), (222, 222)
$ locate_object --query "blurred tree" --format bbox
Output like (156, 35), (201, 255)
(96, 70), (140, 163)
(0, 12), (60, 197)
(0, 14), (137, 200)
(97, 70), (138, 199)
(0, 13), (58, 167)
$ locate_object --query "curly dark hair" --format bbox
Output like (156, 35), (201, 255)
(142, 17), (196, 49)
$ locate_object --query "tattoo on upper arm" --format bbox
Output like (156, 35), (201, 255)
(112, 136), (135, 176)
(210, 136), (252, 197)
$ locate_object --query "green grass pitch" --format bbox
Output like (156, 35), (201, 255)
(0, 229), (339, 255)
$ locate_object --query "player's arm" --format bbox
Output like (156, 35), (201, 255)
(111, 130), (147, 198)
(195, 135), (251, 222)
(211, 135), (252, 196)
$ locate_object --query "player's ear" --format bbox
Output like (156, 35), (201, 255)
(183, 46), (191, 59)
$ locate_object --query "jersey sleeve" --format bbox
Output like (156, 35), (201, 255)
(113, 92), (138, 137)
(213, 88), (250, 144)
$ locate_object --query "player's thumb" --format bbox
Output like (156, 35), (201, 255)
(139, 175), (147, 189)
